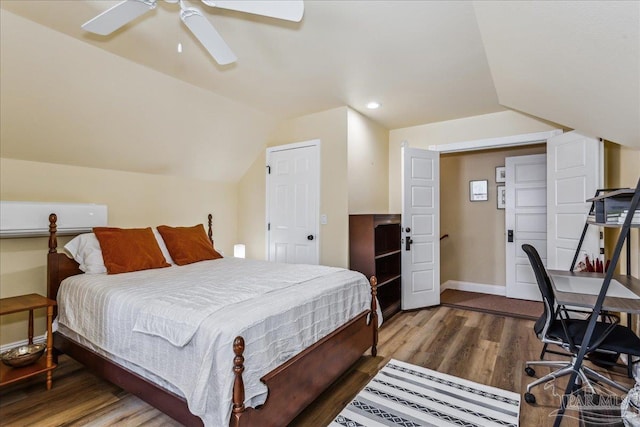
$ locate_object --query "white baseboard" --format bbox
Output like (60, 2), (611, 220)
(441, 280), (506, 296)
(0, 334), (46, 353)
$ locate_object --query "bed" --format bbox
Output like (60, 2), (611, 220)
(46, 214), (379, 427)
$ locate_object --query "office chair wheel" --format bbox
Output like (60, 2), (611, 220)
(524, 392), (536, 404)
(525, 367), (536, 377)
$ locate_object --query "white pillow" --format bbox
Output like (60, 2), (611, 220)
(152, 228), (175, 265)
(64, 233), (107, 274)
(64, 229), (175, 274)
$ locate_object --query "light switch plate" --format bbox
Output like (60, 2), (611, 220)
(320, 214), (327, 225)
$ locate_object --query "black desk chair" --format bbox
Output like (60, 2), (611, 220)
(521, 244), (640, 404)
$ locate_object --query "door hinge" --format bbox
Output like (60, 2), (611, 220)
(266, 165), (271, 174)
(267, 223), (270, 231)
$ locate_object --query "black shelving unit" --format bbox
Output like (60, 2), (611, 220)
(570, 188), (631, 273)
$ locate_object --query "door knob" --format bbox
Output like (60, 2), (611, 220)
(307, 235), (314, 241)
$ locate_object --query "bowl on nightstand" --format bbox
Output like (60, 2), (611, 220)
(0, 343), (46, 368)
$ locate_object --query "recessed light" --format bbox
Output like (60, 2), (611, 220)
(366, 101), (380, 110)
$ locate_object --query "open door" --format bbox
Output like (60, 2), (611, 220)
(401, 147), (440, 310)
(546, 131), (603, 270)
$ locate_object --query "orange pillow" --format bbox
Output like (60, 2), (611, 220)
(157, 224), (223, 266)
(93, 227), (170, 274)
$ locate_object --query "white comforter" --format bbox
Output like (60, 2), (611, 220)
(57, 257), (376, 426)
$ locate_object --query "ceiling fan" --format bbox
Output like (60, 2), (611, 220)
(81, 0), (304, 65)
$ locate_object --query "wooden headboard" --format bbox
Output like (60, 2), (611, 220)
(47, 213), (215, 304)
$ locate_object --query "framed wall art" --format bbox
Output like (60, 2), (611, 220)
(497, 185), (506, 209)
(469, 180), (488, 202)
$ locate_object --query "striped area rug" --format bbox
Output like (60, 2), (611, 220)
(330, 359), (520, 427)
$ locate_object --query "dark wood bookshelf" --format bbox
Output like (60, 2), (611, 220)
(349, 214), (402, 320)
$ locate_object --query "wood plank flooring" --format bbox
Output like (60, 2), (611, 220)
(0, 306), (633, 426)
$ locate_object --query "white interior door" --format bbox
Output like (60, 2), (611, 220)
(547, 131), (603, 270)
(266, 141), (319, 264)
(505, 154), (547, 301)
(401, 147), (440, 309)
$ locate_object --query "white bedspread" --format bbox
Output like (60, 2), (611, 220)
(132, 261), (343, 346)
(57, 257), (377, 426)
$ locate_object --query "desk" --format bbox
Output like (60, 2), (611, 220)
(548, 270), (640, 314)
(548, 270), (639, 427)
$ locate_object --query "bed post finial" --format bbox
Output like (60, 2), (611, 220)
(370, 276), (378, 357)
(207, 214), (213, 245)
(232, 336), (246, 415)
(48, 213), (58, 254)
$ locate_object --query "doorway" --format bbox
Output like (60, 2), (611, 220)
(439, 144), (547, 294)
(438, 131), (603, 302)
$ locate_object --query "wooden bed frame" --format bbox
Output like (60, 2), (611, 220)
(46, 213), (378, 427)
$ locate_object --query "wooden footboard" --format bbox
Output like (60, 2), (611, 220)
(46, 213), (379, 427)
(53, 304), (376, 427)
(231, 278), (378, 426)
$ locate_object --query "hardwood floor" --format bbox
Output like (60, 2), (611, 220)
(0, 306), (633, 426)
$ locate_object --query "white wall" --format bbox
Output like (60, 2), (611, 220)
(0, 10), (277, 182)
(238, 107), (392, 267)
(347, 109), (390, 214)
(238, 107), (349, 267)
(0, 158), (237, 345)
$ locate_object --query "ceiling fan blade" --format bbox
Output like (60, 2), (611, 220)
(180, 7), (237, 65)
(201, 1), (304, 22)
(82, 0), (157, 36)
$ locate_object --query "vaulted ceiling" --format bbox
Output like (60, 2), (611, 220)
(1, 1), (638, 181)
(2, 1), (505, 128)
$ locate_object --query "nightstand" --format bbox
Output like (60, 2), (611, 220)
(0, 293), (57, 390)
